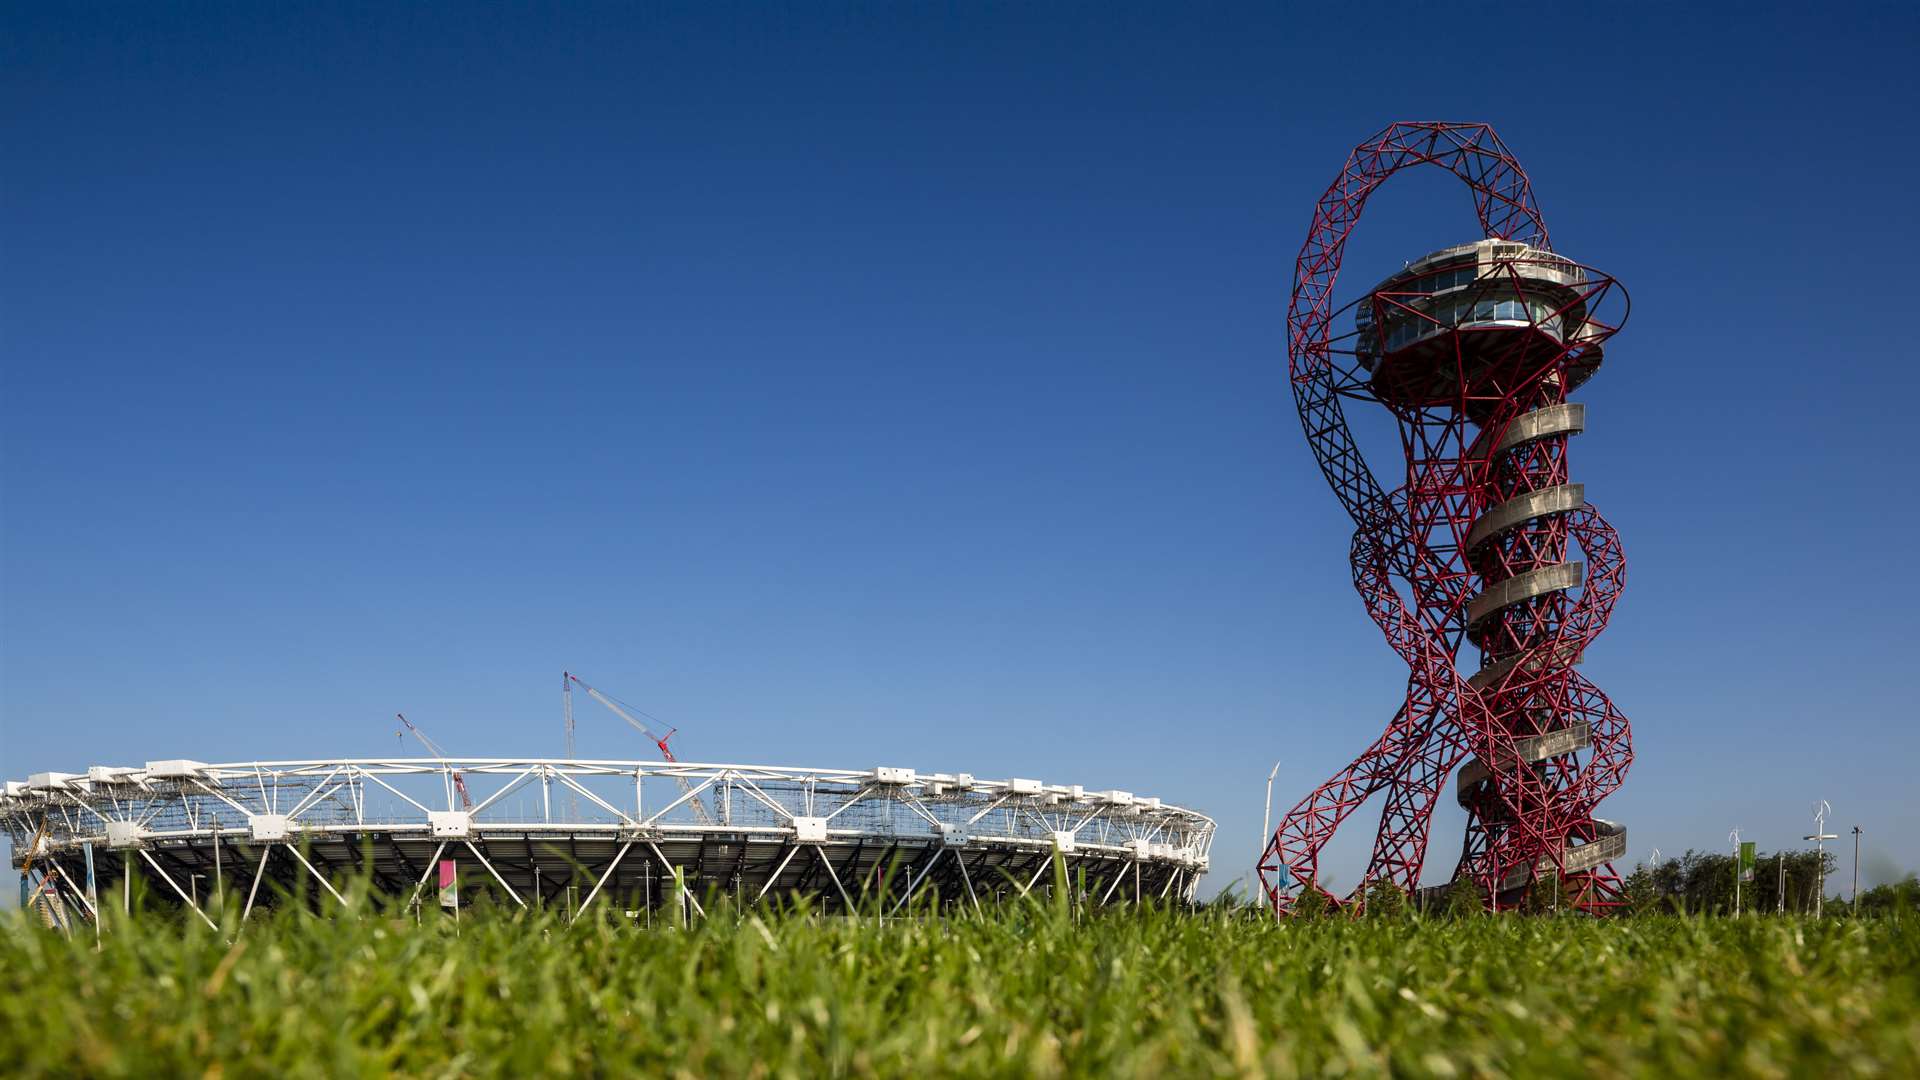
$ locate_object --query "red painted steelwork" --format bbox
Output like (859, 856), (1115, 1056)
(1257, 122), (1632, 914)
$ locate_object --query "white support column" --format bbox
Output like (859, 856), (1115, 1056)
(1021, 857), (1051, 897)
(404, 841), (450, 914)
(138, 849), (219, 930)
(888, 848), (945, 918)
(462, 840), (527, 909)
(572, 841), (632, 922)
(951, 849), (983, 914)
(283, 844), (350, 909)
(647, 842), (705, 918)
(755, 846), (802, 903)
(813, 846), (856, 913)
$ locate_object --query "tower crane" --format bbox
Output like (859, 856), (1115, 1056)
(564, 672), (714, 824)
(397, 712), (474, 812)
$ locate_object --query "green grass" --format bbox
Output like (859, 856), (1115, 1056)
(4, 899), (1917, 1077)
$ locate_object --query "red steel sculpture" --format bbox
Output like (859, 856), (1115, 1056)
(1258, 122), (1632, 914)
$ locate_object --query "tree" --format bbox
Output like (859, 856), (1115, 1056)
(1635, 849), (1839, 915)
(1621, 867), (1659, 916)
(1520, 875), (1559, 915)
(1363, 879), (1410, 919)
(1291, 887), (1333, 920)
(1441, 877), (1485, 918)
(1855, 875), (1917, 918)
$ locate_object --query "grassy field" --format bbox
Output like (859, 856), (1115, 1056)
(3, 896), (1916, 1078)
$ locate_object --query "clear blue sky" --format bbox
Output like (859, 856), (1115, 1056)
(5, 3), (1918, 898)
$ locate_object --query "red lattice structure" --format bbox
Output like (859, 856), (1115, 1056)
(1257, 122), (1632, 914)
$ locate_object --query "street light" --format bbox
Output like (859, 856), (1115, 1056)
(1804, 800), (1838, 918)
(1851, 825), (1863, 912)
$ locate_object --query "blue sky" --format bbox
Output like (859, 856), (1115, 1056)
(4, 3), (1918, 897)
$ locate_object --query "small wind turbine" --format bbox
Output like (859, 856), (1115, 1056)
(1804, 800), (1838, 918)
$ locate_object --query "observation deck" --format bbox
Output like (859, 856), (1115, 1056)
(1354, 239), (1606, 411)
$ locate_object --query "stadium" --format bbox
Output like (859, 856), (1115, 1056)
(4, 755), (1215, 925)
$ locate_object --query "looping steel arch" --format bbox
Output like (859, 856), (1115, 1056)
(1259, 122), (1632, 914)
(1287, 122), (1548, 536)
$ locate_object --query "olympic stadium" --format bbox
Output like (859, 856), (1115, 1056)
(5, 755), (1215, 925)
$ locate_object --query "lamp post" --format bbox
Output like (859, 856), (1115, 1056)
(1804, 800), (1838, 918)
(1851, 825), (1863, 912)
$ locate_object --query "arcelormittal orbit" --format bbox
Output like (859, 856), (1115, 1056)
(1259, 122), (1632, 913)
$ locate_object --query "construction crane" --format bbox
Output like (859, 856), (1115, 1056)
(561, 671), (578, 819)
(397, 712), (474, 812)
(564, 672), (714, 824)
(562, 670), (575, 761)
(17, 818), (70, 933)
